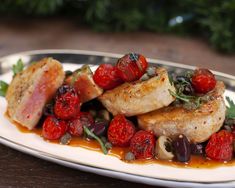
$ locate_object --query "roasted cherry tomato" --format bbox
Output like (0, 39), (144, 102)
(205, 130), (233, 161)
(191, 68), (216, 94)
(68, 112), (94, 136)
(130, 130), (155, 159)
(93, 64), (123, 90)
(54, 85), (80, 120)
(108, 114), (135, 147)
(116, 53), (148, 82)
(42, 116), (68, 140)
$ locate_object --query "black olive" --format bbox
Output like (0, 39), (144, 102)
(88, 120), (108, 137)
(65, 70), (73, 77)
(57, 85), (74, 95)
(176, 76), (190, 83)
(43, 103), (54, 116)
(173, 134), (191, 162)
(190, 143), (204, 155)
(183, 84), (194, 95)
(176, 76), (194, 95)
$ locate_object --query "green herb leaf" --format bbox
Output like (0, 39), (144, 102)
(12, 59), (24, 77)
(83, 126), (108, 154)
(169, 89), (202, 110)
(184, 71), (193, 80)
(226, 96), (235, 119)
(0, 80), (9, 97)
(168, 74), (174, 86)
(169, 89), (191, 103)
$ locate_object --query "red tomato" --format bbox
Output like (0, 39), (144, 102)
(205, 130), (233, 161)
(42, 116), (68, 140)
(116, 53), (148, 82)
(108, 114), (135, 147)
(130, 130), (155, 159)
(54, 85), (80, 120)
(93, 64), (123, 90)
(68, 112), (94, 136)
(191, 68), (216, 94)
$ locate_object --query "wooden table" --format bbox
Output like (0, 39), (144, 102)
(0, 18), (234, 188)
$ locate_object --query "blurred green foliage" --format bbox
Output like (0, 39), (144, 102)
(1, 0), (235, 53)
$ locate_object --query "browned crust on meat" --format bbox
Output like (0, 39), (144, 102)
(6, 58), (65, 130)
(137, 81), (226, 143)
(98, 67), (176, 116)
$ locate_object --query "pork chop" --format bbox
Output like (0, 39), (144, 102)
(6, 58), (65, 130)
(99, 67), (176, 116)
(137, 81), (226, 143)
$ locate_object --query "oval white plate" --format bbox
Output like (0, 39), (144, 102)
(1, 50), (235, 188)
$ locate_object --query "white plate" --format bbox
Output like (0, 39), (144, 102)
(1, 50), (235, 188)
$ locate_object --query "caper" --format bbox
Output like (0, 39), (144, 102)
(140, 73), (150, 81)
(125, 152), (135, 161)
(105, 142), (112, 149)
(190, 143), (204, 155)
(101, 136), (107, 144)
(183, 84), (194, 95)
(173, 134), (191, 162)
(65, 70), (73, 77)
(176, 76), (194, 95)
(60, 133), (72, 145)
(146, 67), (156, 77)
(176, 76), (190, 83)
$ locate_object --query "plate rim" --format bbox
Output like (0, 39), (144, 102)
(0, 49), (234, 80)
(1, 49), (235, 187)
(1, 135), (235, 188)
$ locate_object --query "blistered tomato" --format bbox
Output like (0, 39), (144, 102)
(116, 53), (148, 82)
(93, 64), (123, 90)
(191, 68), (216, 94)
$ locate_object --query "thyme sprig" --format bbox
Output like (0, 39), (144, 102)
(226, 97), (235, 119)
(169, 71), (204, 110)
(169, 89), (202, 110)
(12, 59), (24, 77)
(169, 89), (192, 103)
(0, 59), (25, 97)
(83, 126), (108, 155)
(0, 81), (9, 97)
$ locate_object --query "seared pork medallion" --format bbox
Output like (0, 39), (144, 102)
(99, 67), (175, 116)
(138, 81), (226, 143)
(6, 58), (65, 130)
(1, 53), (235, 165)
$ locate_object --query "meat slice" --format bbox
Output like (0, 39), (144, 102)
(98, 67), (176, 116)
(137, 81), (226, 143)
(6, 58), (65, 130)
(65, 65), (103, 103)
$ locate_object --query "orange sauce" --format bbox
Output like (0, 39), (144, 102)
(10, 120), (235, 168)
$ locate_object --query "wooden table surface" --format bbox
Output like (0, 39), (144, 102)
(0, 18), (235, 188)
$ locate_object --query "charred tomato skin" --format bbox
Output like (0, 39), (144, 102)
(205, 130), (233, 161)
(108, 114), (136, 147)
(42, 116), (68, 140)
(93, 64), (123, 90)
(68, 112), (94, 136)
(54, 85), (81, 120)
(130, 130), (156, 159)
(191, 68), (216, 94)
(116, 53), (148, 82)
